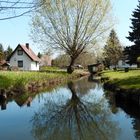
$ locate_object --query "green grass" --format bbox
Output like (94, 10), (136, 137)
(102, 70), (140, 89)
(0, 70), (79, 90)
(40, 66), (60, 71)
(39, 66), (66, 73)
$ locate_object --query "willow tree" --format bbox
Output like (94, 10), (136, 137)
(31, 0), (112, 73)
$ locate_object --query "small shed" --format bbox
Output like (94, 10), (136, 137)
(88, 63), (102, 74)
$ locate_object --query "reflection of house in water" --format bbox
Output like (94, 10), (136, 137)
(15, 97), (33, 107)
(0, 94), (33, 110)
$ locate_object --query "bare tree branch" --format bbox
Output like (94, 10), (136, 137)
(0, 0), (43, 20)
(31, 0), (113, 73)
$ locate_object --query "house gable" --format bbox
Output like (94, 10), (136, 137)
(8, 44), (40, 71)
(7, 44), (40, 62)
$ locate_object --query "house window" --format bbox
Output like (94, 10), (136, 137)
(17, 50), (23, 55)
(18, 61), (23, 67)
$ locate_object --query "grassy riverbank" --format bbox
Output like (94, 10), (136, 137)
(0, 69), (84, 94)
(102, 70), (140, 89)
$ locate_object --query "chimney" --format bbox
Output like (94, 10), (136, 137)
(26, 43), (29, 49)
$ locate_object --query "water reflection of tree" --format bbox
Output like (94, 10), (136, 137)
(31, 81), (120, 140)
(105, 90), (140, 139)
(104, 91), (119, 114)
(132, 119), (140, 139)
(71, 77), (97, 96)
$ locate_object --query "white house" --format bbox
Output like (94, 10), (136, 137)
(110, 59), (137, 69)
(7, 43), (40, 71)
(117, 60), (130, 68)
(118, 60), (137, 68)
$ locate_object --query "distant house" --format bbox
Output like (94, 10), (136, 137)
(110, 59), (137, 69)
(7, 43), (40, 71)
(40, 54), (52, 66)
(0, 60), (10, 70)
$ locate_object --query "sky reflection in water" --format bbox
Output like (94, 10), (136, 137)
(0, 77), (139, 140)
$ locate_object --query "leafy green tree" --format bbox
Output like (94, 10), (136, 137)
(0, 44), (4, 53)
(37, 52), (42, 58)
(0, 44), (4, 62)
(125, 1), (140, 66)
(4, 46), (13, 60)
(103, 29), (123, 68)
(31, 0), (112, 73)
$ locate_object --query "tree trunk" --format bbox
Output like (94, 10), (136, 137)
(67, 82), (79, 101)
(67, 57), (76, 74)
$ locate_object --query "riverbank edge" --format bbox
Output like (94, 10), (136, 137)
(103, 80), (140, 94)
(103, 80), (140, 106)
(0, 71), (90, 99)
(101, 70), (140, 94)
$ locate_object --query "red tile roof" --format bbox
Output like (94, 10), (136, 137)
(7, 44), (40, 62)
(20, 44), (40, 62)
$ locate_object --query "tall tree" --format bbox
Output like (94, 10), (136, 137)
(103, 29), (123, 68)
(0, 43), (4, 52)
(37, 52), (42, 58)
(125, 1), (140, 66)
(4, 46), (13, 60)
(31, 0), (112, 73)
(0, 43), (4, 62)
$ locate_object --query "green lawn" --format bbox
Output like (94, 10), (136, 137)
(102, 70), (140, 89)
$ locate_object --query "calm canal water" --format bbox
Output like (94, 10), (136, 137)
(0, 77), (140, 140)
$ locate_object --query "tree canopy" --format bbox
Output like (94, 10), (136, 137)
(103, 29), (123, 68)
(125, 0), (140, 66)
(0, 44), (13, 61)
(4, 46), (13, 60)
(31, 0), (112, 73)
(0, 43), (4, 61)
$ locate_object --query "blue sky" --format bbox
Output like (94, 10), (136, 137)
(112, 0), (138, 46)
(0, 0), (139, 53)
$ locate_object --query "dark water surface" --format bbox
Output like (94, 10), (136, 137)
(0, 77), (140, 140)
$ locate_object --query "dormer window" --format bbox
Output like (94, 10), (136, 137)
(17, 48), (23, 55)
